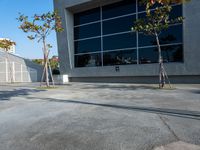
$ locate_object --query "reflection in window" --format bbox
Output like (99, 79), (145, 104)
(161, 44), (183, 62)
(139, 44), (183, 64)
(102, 0), (136, 19)
(75, 38), (101, 54)
(103, 32), (137, 51)
(74, 7), (100, 26)
(74, 22), (101, 40)
(75, 53), (102, 67)
(103, 49), (137, 66)
(139, 47), (158, 64)
(138, 24), (183, 47)
(103, 15), (136, 35)
(159, 25), (182, 44)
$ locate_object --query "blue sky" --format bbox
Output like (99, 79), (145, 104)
(0, 0), (58, 59)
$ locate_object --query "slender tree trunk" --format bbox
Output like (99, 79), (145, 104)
(42, 37), (49, 87)
(47, 58), (55, 87)
(155, 32), (165, 88)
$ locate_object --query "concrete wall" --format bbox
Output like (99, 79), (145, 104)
(54, 0), (200, 83)
(0, 50), (43, 83)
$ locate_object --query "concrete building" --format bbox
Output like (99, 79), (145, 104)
(0, 50), (43, 83)
(0, 38), (16, 54)
(54, 0), (200, 83)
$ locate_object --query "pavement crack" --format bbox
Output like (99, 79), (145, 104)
(158, 114), (180, 141)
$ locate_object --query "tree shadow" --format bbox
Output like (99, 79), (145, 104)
(79, 84), (159, 90)
(189, 90), (200, 94)
(0, 88), (45, 101)
(29, 97), (200, 121)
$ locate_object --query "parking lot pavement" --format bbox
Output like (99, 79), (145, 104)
(0, 83), (199, 150)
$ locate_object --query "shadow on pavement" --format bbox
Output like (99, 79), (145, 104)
(189, 90), (200, 94)
(0, 89), (45, 101)
(29, 97), (200, 121)
(79, 84), (158, 90)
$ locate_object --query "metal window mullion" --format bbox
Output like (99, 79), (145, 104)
(74, 12), (138, 28)
(75, 30), (134, 41)
(103, 31), (133, 37)
(75, 30), (134, 42)
(141, 43), (183, 49)
(138, 42), (183, 49)
(104, 48), (137, 53)
(159, 42), (183, 47)
(75, 51), (102, 56)
(74, 20), (101, 28)
(100, 6), (104, 67)
(75, 36), (101, 42)
(102, 12), (137, 21)
(75, 46), (139, 56)
(136, 0), (139, 64)
(103, 47), (137, 52)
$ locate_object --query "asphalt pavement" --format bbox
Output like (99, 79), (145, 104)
(0, 83), (199, 150)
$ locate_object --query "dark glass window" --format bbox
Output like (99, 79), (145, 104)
(138, 33), (156, 47)
(138, 12), (147, 19)
(161, 44), (183, 62)
(74, 7), (100, 25)
(75, 38), (101, 54)
(103, 49), (137, 66)
(139, 44), (183, 64)
(137, 2), (146, 12)
(103, 15), (136, 35)
(103, 32), (136, 51)
(138, 24), (183, 47)
(74, 22), (101, 40)
(75, 53), (102, 67)
(170, 5), (182, 20)
(73, 1), (183, 68)
(160, 24), (182, 44)
(102, 0), (136, 19)
(139, 47), (158, 64)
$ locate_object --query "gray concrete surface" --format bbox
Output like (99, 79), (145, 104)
(0, 83), (200, 150)
(154, 141), (200, 150)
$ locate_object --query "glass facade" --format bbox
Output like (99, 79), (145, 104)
(103, 49), (137, 66)
(74, 0), (183, 67)
(75, 53), (102, 67)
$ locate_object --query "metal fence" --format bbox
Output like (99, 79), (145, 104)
(0, 59), (37, 83)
